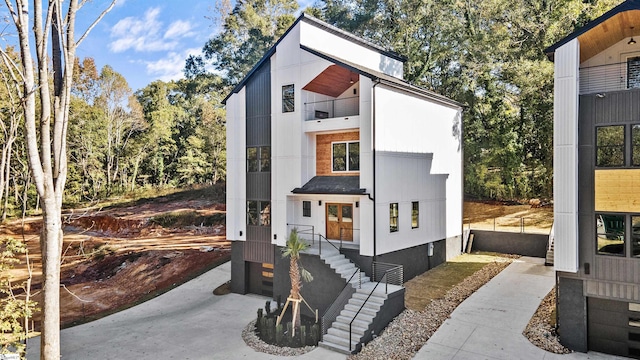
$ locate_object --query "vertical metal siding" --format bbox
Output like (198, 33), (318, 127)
(554, 39), (580, 272)
(244, 60), (273, 263)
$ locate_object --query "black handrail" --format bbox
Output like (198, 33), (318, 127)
(321, 267), (361, 337)
(348, 268), (393, 352)
(317, 233), (340, 255)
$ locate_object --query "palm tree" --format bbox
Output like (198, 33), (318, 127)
(278, 228), (313, 331)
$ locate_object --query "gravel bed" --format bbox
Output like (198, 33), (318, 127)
(523, 287), (571, 354)
(241, 319), (316, 356)
(350, 256), (516, 360)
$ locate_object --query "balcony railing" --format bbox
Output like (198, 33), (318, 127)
(579, 61), (640, 94)
(304, 96), (359, 121)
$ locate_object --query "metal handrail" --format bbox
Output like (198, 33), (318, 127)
(316, 233), (340, 256)
(348, 269), (392, 352)
(286, 223), (315, 245)
(371, 262), (403, 286)
(579, 61), (640, 95)
(321, 267), (361, 338)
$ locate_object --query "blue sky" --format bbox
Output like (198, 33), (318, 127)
(72, 0), (315, 92)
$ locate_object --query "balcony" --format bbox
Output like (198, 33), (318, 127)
(580, 60), (640, 95)
(304, 96), (359, 121)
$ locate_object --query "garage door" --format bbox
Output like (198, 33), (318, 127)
(588, 297), (640, 358)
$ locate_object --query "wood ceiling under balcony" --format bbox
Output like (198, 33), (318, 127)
(303, 65), (358, 97)
(579, 9), (640, 62)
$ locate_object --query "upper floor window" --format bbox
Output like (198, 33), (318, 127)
(247, 200), (270, 226)
(411, 201), (419, 229)
(282, 84), (294, 113)
(390, 203), (399, 232)
(628, 56), (640, 89)
(596, 126), (625, 167)
(247, 146), (270, 172)
(597, 214), (625, 256)
(332, 141), (359, 172)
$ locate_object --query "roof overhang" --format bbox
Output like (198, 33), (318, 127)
(545, 0), (640, 62)
(292, 176), (366, 195)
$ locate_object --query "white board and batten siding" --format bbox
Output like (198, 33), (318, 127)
(374, 84), (462, 241)
(226, 88), (247, 242)
(554, 39), (580, 273)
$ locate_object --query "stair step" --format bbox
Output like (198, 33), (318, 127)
(319, 340), (354, 355)
(331, 320), (368, 334)
(344, 303), (379, 317)
(349, 297), (382, 309)
(321, 253), (344, 263)
(352, 292), (385, 305)
(321, 333), (359, 349)
(328, 327), (365, 342)
(329, 258), (351, 267)
(336, 315), (370, 329)
(340, 309), (375, 323)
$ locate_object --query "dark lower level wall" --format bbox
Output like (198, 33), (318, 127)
(471, 230), (548, 257)
(231, 242), (247, 294)
(341, 238), (448, 282)
(557, 276), (587, 352)
(273, 247), (346, 317)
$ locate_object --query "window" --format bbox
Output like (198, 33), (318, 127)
(411, 201), (419, 229)
(633, 125), (640, 166)
(282, 84), (294, 113)
(596, 126), (625, 167)
(247, 200), (270, 226)
(628, 56), (640, 89)
(332, 141), (359, 172)
(633, 216), (640, 257)
(302, 201), (311, 217)
(390, 203), (398, 232)
(247, 146), (270, 172)
(596, 214), (625, 256)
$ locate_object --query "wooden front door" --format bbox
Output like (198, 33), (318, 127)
(326, 203), (353, 241)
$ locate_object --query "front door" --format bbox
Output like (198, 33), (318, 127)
(326, 203), (353, 241)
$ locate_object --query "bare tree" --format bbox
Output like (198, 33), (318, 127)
(0, 1), (115, 358)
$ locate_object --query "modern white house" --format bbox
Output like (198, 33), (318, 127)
(224, 13), (462, 353)
(546, 0), (640, 357)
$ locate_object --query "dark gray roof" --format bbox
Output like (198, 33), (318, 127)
(300, 45), (462, 109)
(292, 176), (365, 195)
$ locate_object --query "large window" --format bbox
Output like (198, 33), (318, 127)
(332, 141), (359, 172)
(282, 84), (294, 113)
(597, 126), (625, 167)
(247, 146), (270, 172)
(411, 201), (419, 229)
(247, 200), (270, 226)
(633, 216), (640, 257)
(390, 203), (399, 233)
(597, 214), (625, 256)
(633, 125), (640, 166)
(628, 56), (640, 89)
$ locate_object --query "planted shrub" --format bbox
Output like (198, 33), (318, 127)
(254, 305), (319, 348)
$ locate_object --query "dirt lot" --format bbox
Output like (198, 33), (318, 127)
(464, 200), (553, 234)
(1, 186), (230, 330)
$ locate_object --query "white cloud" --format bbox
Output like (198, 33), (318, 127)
(144, 48), (202, 82)
(109, 7), (195, 53)
(164, 20), (194, 40)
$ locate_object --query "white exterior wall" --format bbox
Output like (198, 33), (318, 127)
(299, 21), (403, 78)
(359, 77), (375, 256)
(374, 85), (463, 242)
(374, 152), (447, 255)
(225, 88), (247, 242)
(553, 39), (580, 273)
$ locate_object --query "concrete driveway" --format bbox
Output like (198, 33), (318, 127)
(26, 261), (345, 360)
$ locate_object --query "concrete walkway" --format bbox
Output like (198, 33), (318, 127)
(414, 257), (626, 360)
(26, 261), (346, 360)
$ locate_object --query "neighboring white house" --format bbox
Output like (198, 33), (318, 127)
(224, 13), (462, 353)
(546, 0), (640, 356)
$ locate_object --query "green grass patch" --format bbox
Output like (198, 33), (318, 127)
(149, 211), (225, 228)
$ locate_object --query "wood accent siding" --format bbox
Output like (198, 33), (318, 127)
(595, 169), (640, 212)
(316, 131), (359, 176)
(576, 10), (640, 62)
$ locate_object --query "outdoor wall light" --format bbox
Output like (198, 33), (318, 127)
(630, 37), (637, 45)
(356, 201), (359, 208)
(318, 200), (322, 206)
(274, 234), (277, 240)
(239, 230), (243, 236)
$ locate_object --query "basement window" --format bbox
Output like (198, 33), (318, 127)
(412, 201), (419, 229)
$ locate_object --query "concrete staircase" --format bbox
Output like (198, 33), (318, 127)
(316, 246), (401, 354)
(545, 223), (555, 266)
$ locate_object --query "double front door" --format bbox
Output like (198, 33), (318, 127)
(326, 203), (353, 241)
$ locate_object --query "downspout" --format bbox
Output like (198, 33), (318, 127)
(371, 79), (381, 264)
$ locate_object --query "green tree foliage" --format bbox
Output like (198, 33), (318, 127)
(315, 0), (622, 200)
(185, 0), (299, 85)
(1, 237), (37, 358)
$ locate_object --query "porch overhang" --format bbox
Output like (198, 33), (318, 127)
(292, 176), (366, 195)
